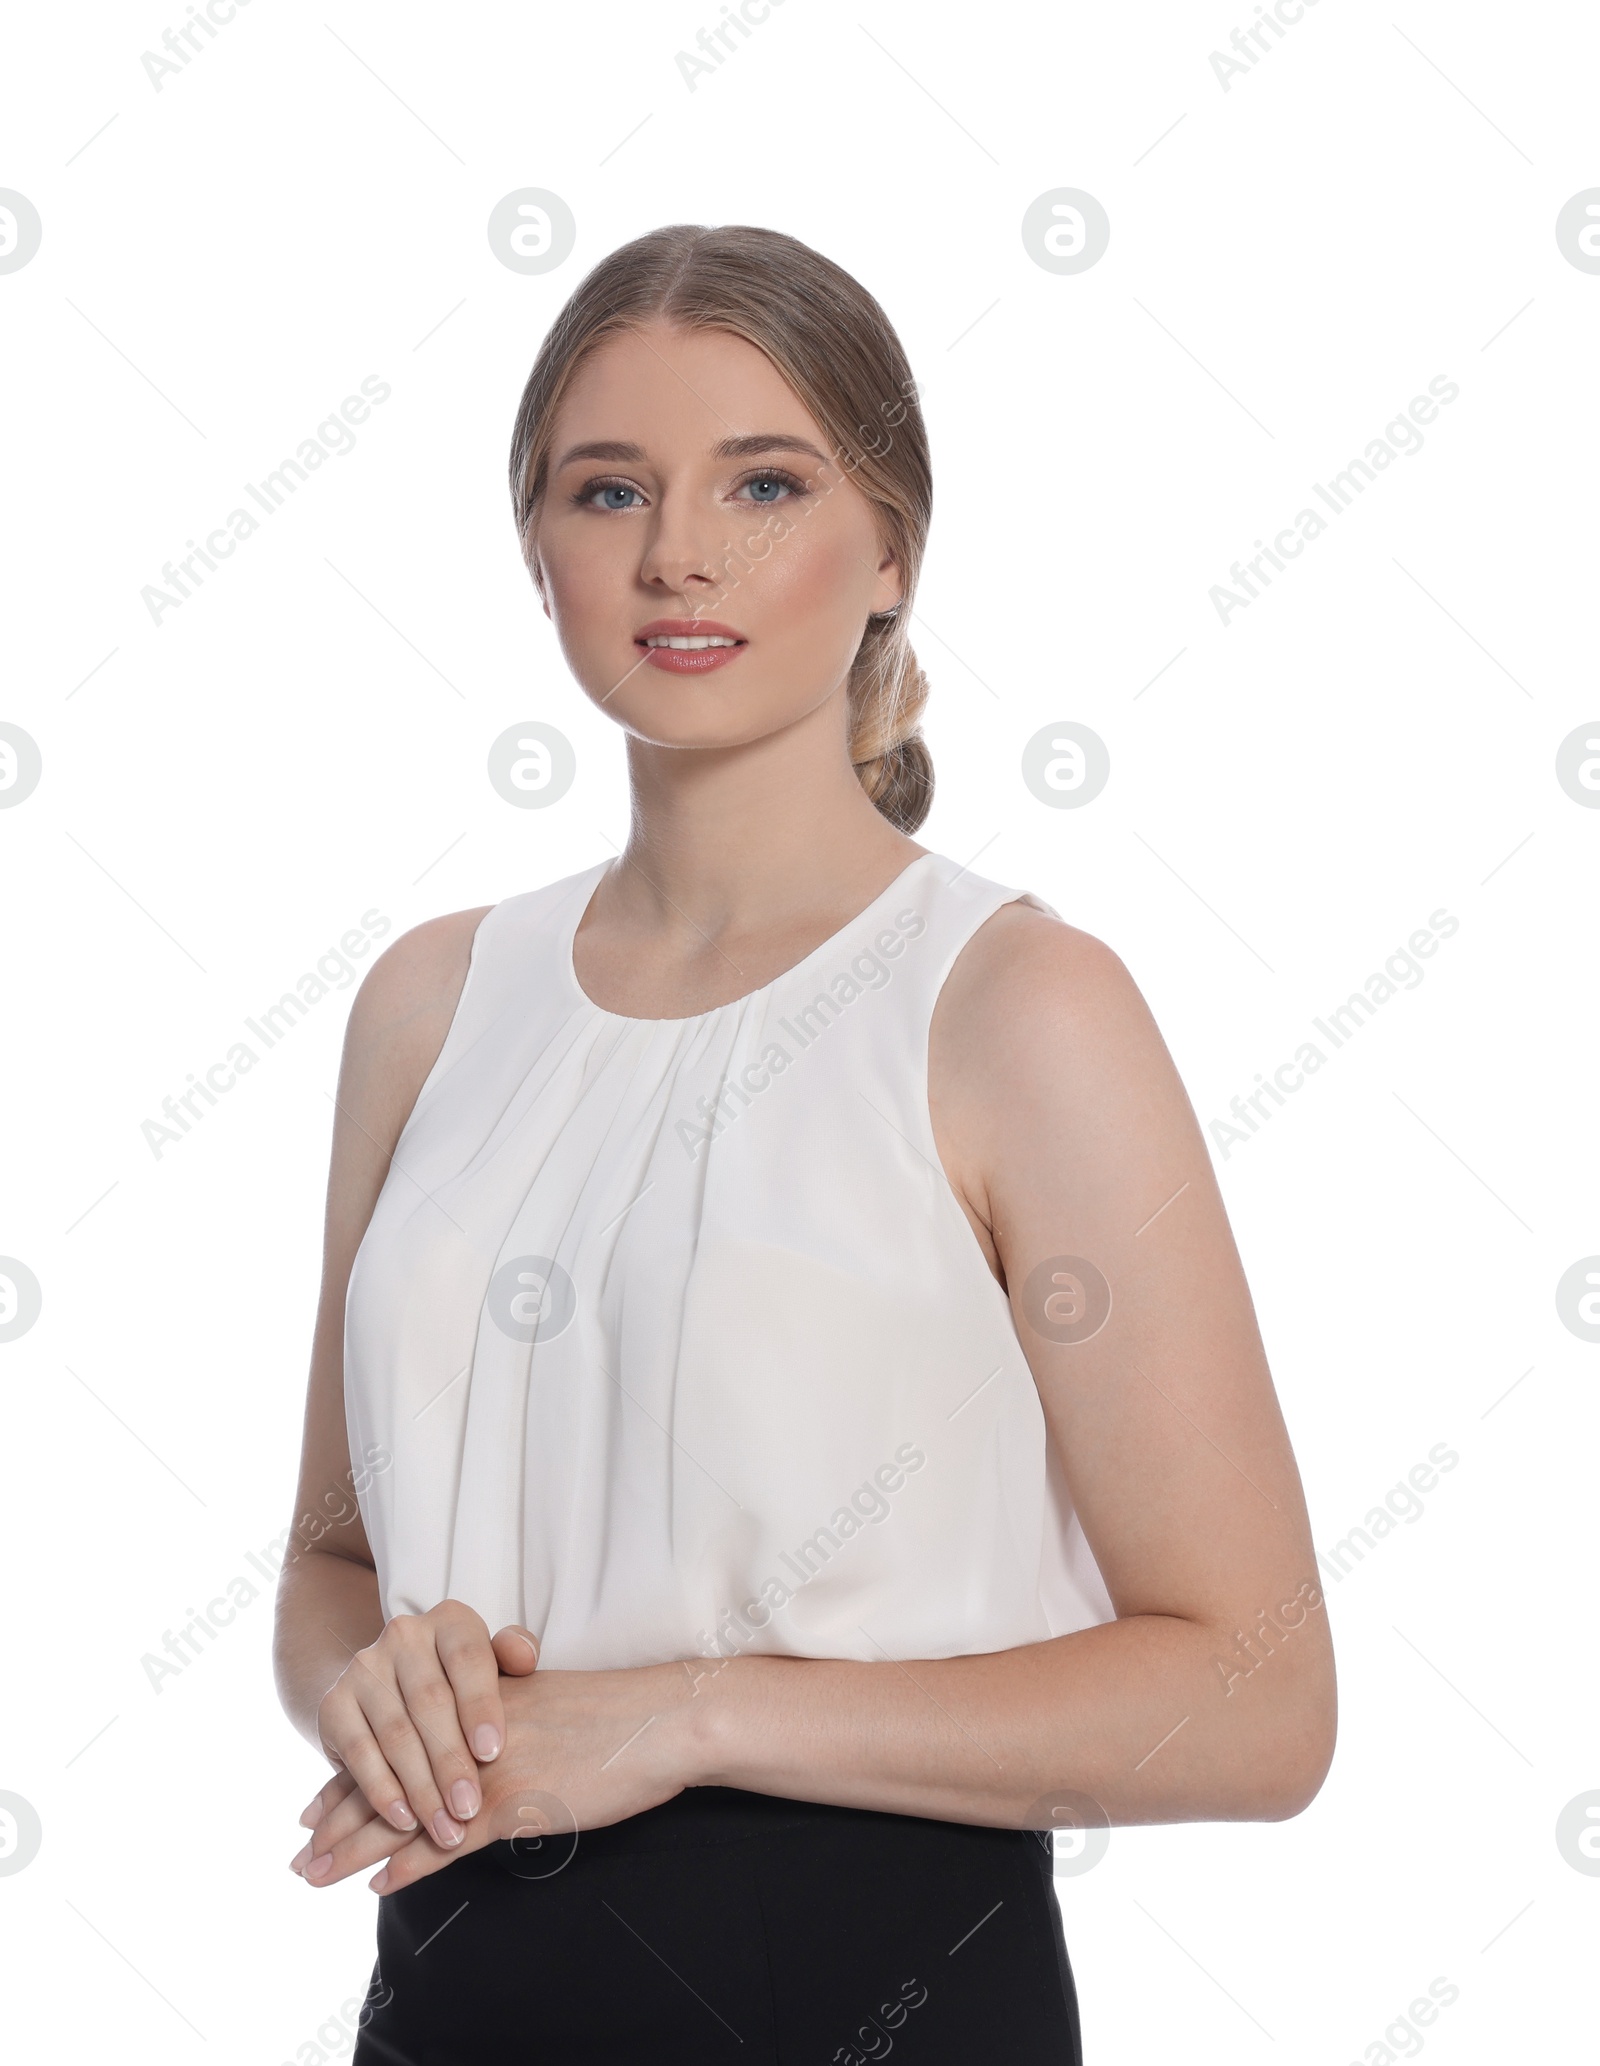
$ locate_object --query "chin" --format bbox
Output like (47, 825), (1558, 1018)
(584, 676), (790, 750)
(620, 711), (794, 755)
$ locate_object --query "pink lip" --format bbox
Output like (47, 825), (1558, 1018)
(635, 617), (748, 675)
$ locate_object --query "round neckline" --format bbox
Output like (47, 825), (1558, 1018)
(564, 851), (937, 1026)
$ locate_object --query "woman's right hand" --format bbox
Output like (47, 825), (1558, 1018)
(303, 1603), (540, 1851)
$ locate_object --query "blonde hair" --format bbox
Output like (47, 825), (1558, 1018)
(508, 223), (934, 833)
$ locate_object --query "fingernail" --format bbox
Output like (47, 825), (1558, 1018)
(450, 1780), (479, 1819)
(388, 1801), (418, 1830)
(370, 1868), (389, 1894)
(298, 1807), (317, 1829)
(472, 1725), (501, 1760)
(289, 1843), (311, 1874)
(305, 1852), (333, 1882)
(433, 1811), (463, 1847)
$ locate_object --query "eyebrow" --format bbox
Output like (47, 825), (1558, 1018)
(553, 432), (831, 472)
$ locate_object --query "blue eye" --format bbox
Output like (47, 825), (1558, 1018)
(572, 466), (809, 512)
(737, 470), (804, 504)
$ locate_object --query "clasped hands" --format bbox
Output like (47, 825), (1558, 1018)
(289, 1603), (714, 1895)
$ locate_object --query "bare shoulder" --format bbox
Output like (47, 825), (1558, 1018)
(340, 905), (495, 1154)
(934, 897), (1163, 1077)
(930, 897), (1204, 1218)
(348, 905), (494, 1045)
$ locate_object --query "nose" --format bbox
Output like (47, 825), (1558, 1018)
(636, 484), (734, 602)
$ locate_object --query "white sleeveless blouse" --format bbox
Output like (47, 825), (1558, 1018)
(344, 852), (1115, 1669)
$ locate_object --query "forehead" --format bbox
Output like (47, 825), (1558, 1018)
(551, 322), (825, 453)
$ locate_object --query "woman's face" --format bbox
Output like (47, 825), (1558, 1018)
(525, 321), (903, 753)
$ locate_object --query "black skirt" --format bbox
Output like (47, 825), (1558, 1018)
(350, 1784), (1083, 2063)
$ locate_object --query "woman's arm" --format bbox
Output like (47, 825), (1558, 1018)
(686, 902), (1336, 1827)
(273, 906), (514, 1841)
(300, 902), (1337, 1893)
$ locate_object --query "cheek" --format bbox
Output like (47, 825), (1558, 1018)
(539, 558), (632, 673)
(744, 510), (871, 640)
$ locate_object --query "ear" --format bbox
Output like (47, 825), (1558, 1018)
(522, 518), (552, 615)
(872, 547), (904, 617)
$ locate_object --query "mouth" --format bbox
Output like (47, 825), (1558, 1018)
(634, 617), (748, 675)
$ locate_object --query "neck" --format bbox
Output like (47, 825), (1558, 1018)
(610, 692), (920, 935)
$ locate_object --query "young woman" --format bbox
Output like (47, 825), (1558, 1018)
(274, 223), (1336, 2062)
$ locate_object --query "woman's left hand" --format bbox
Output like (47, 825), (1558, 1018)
(290, 1653), (710, 1892)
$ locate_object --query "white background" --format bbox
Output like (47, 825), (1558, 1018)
(2, 1), (1596, 2059)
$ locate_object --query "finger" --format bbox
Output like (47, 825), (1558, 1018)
(293, 1778), (386, 1875)
(318, 1669), (419, 1834)
(392, 1642), (483, 1840)
(301, 1813), (419, 1889)
(370, 1814), (488, 1896)
(304, 1778), (385, 1854)
(436, 1615), (514, 1764)
(349, 1663), (463, 1848)
(491, 1624), (540, 1677)
(298, 1768), (359, 1829)
(300, 1765), (357, 1821)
